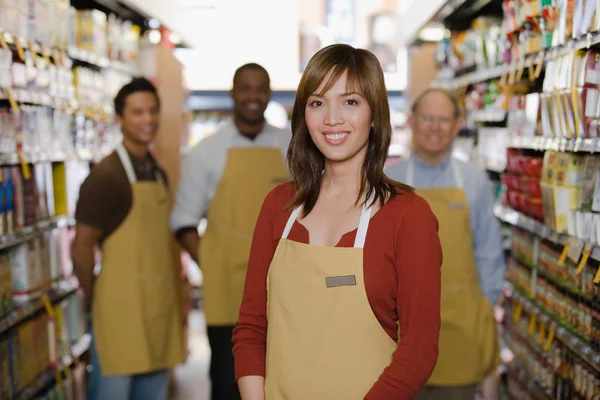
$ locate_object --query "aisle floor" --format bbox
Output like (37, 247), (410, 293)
(173, 311), (211, 400)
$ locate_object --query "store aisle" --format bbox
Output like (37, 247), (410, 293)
(173, 311), (211, 400)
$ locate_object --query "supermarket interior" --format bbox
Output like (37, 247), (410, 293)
(0, 0), (600, 399)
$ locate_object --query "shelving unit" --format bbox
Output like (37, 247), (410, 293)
(410, 0), (600, 395)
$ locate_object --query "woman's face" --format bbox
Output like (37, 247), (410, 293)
(305, 71), (372, 165)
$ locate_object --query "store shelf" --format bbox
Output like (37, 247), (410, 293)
(510, 288), (600, 373)
(16, 333), (90, 400)
(0, 277), (79, 336)
(432, 32), (600, 89)
(68, 46), (137, 75)
(62, 333), (92, 366)
(0, 216), (75, 252)
(469, 109), (507, 123)
(504, 332), (554, 400)
(494, 204), (600, 261)
(508, 136), (600, 153)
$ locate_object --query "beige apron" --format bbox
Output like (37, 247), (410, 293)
(265, 200), (397, 399)
(406, 160), (499, 386)
(201, 147), (288, 326)
(92, 144), (184, 376)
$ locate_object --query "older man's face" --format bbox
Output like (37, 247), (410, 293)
(409, 91), (461, 160)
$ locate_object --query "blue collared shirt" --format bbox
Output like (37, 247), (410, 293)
(385, 154), (505, 305)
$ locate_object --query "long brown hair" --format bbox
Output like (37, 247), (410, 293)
(287, 44), (412, 215)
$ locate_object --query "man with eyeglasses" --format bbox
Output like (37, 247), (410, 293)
(386, 88), (505, 400)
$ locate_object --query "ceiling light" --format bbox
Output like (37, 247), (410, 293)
(148, 18), (160, 29)
(170, 32), (182, 45)
(148, 29), (162, 44)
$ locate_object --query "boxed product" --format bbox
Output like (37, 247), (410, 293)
(579, 155), (600, 211)
(11, 166), (25, 230)
(38, 231), (52, 290)
(9, 239), (42, 301)
(49, 227), (64, 281)
(0, 335), (13, 399)
(0, 253), (12, 318)
(554, 153), (584, 187)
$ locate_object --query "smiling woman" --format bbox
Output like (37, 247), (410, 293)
(233, 44), (443, 400)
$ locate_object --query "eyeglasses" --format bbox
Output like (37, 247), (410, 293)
(415, 114), (455, 131)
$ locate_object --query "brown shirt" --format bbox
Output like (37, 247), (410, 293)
(75, 149), (167, 244)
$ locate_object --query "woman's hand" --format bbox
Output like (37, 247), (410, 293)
(238, 376), (265, 400)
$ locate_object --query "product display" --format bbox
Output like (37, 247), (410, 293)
(427, 0), (600, 395)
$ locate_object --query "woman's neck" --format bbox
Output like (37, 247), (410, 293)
(321, 156), (363, 199)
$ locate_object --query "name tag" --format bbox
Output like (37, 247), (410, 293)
(325, 275), (356, 288)
(447, 202), (465, 210)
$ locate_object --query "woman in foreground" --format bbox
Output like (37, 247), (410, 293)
(232, 44), (443, 400)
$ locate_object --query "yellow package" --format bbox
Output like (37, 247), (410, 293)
(555, 153), (584, 187)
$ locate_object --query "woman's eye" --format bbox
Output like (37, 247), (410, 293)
(309, 101), (323, 107)
(346, 99), (358, 106)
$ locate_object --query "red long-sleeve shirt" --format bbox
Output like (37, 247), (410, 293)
(233, 183), (442, 399)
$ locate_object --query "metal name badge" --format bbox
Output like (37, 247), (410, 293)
(447, 202), (465, 210)
(325, 275), (357, 288)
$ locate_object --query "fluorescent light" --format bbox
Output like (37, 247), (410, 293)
(418, 25), (447, 42)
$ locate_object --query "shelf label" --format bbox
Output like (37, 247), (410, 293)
(40, 43), (51, 64)
(41, 293), (55, 318)
(568, 238), (585, 263)
(576, 243), (593, 275)
(0, 33), (8, 52)
(513, 300), (523, 322)
(13, 37), (25, 62)
(594, 265), (600, 284)
(538, 319), (547, 344)
(528, 313), (537, 335)
(558, 238), (571, 266)
(6, 89), (19, 114)
(544, 323), (556, 351)
(18, 153), (31, 180)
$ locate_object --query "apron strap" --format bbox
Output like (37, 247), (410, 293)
(406, 157), (464, 189)
(353, 200), (372, 249)
(116, 143), (167, 186)
(282, 206), (302, 239)
(116, 143), (137, 184)
(281, 199), (373, 249)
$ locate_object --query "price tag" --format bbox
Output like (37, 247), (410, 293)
(538, 319), (547, 344)
(576, 243), (593, 275)
(41, 293), (55, 318)
(594, 266), (600, 284)
(568, 237), (585, 263)
(558, 238), (571, 266)
(13, 37), (25, 62)
(544, 323), (556, 350)
(528, 313), (537, 335)
(0, 32), (8, 52)
(6, 88), (19, 114)
(513, 300), (523, 322)
(28, 40), (38, 64)
(39, 43), (51, 64)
